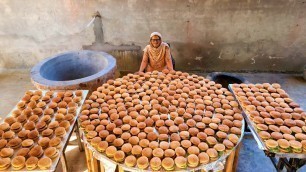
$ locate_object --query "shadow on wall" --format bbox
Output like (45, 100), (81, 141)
(170, 42), (306, 73)
(84, 40), (306, 74)
(83, 40), (306, 74)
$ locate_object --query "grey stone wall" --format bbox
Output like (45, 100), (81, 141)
(0, 0), (305, 73)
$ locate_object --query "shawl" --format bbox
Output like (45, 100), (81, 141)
(143, 42), (169, 71)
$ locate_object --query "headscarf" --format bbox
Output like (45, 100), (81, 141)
(144, 32), (169, 69)
(150, 32), (162, 40)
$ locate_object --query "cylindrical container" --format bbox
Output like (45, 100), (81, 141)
(31, 50), (116, 91)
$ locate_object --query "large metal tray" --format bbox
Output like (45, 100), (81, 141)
(79, 115), (245, 172)
(0, 90), (88, 172)
(228, 84), (306, 159)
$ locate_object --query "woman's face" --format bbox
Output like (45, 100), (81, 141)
(150, 35), (161, 48)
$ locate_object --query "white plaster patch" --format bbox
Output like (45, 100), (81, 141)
(218, 50), (223, 59)
(251, 58), (256, 64)
(269, 56), (284, 59)
(251, 55), (258, 64)
(210, 41), (214, 46)
(195, 56), (202, 61)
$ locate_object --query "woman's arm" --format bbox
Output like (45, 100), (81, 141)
(139, 51), (149, 72)
(165, 47), (173, 71)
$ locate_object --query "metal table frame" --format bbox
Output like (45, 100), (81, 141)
(59, 121), (84, 172)
(266, 151), (306, 172)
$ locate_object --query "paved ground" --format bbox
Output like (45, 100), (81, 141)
(0, 70), (305, 172)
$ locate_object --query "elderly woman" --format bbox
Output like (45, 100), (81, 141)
(139, 32), (173, 72)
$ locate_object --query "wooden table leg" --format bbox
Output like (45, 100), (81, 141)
(224, 142), (242, 172)
(233, 143), (241, 172)
(75, 122), (84, 152)
(60, 151), (69, 172)
(89, 149), (99, 172)
(225, 149), (236, 172)
(118, 166), (124, 172)
(84, 145), (93, 172)
(100, 161), (105, 172)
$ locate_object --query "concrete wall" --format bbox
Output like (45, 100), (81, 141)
(0, 0), (305, 73)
